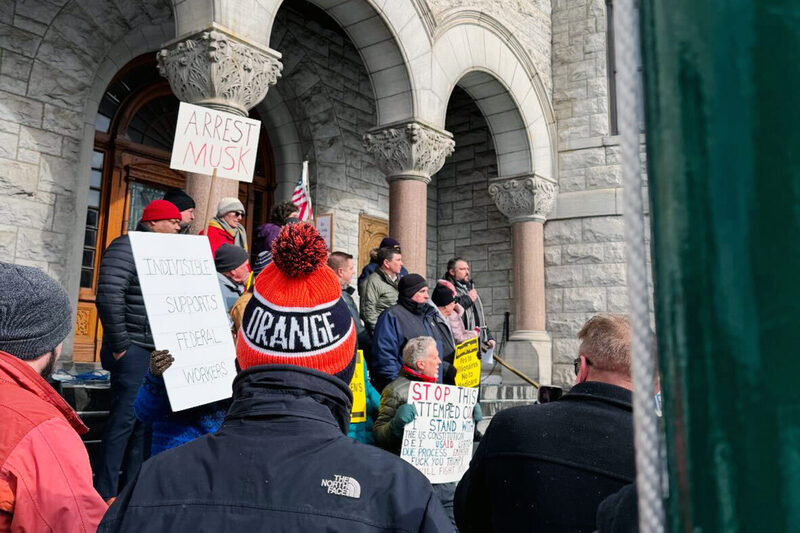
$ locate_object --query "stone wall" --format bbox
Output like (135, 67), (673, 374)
(0, 0), (173, 305)
(270, 2), (386, 270)
(548, 0), (651, 387)
(435, 86), (511, 338)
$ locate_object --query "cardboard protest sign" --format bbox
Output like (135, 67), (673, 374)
(349, 350), (367, 424)
(400, 383), (479, 484)
(169, 102), (261, 182)
(129, 232), (237, 411)
(454, 337), (481, 388)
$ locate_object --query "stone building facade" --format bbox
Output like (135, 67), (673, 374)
(0, 0), (639, 387)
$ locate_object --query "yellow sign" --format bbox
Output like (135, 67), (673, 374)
(349, 350), (367, 423)
(454, 337), (481, 388)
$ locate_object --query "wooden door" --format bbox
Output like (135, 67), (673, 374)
(358, 214), (389, 272)
(73, 148), (186, 362)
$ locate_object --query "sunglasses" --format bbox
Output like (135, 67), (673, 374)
(231, 211), (245, 218)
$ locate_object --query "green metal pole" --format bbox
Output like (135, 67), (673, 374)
(640, 1), (800, 531)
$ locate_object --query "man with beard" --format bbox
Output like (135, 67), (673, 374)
(0, 262), (107, 531)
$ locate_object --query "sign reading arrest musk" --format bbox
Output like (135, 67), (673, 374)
(169, 102), (261, 182)
(129, 232), (237, 411)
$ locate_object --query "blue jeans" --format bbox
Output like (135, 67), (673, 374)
(94, 343), (152, 498)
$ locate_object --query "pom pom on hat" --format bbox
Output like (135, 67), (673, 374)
(236, 222), (356, 384)
(272, 222), (328, 277)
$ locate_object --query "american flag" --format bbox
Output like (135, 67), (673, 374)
(292, 161), (313, 221)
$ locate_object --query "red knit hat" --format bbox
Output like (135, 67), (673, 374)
(141, 199), (181, 222)
(236, 222), (357, 383)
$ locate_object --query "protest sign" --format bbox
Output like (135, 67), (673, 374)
(129, 232), (237, 411)
(349, 350), (367, 424)
(454, 337), (481, 388)
(169, 102), (261, 182)
(400, 383), (478, 484)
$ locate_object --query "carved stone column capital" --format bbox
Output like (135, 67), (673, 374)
(488, 174), (557, 223)
(363, 121), (455, 183)
(157, 25), (283, 116)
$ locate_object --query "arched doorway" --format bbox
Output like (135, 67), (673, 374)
(73, 54), (275, 362)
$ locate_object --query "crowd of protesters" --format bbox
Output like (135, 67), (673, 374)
(0, 191), (640, 532)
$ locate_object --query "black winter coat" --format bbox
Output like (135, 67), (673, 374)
(95, 223), (153, 355)
(454, 381), (635, 533)
(99, 365), (454, 532)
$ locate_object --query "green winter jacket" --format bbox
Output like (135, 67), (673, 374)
(373, 367), (435, 455)
(359, 269), (399, 332)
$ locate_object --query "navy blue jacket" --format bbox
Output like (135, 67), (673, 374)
(133, 371), (228, 455)
(100, 365), (452, 532)
(370, 298), (445, 392)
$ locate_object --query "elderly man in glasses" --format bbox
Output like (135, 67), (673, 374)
(455, 314), (636, 533)
(203, 197), (249, 257)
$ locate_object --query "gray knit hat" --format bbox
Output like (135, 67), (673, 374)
(217, 197), (245, 217)
(0, 262), (72, 360)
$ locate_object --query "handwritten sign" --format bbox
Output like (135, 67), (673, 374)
(349, 350), (367, 424)
(129, 232), (236, 411)
(400, 383), (478, 484)
(454, 337), (481, 388)
(169, 102), (261, 182)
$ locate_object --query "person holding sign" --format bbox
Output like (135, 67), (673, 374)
(133, 349), (229, 455)
(99, 223), (452, 532)
(94, 199), (181, 499)
(373, 337), (482, 526)
(202, 197), (248, 257)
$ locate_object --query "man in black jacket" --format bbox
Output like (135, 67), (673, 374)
(443, 257), (495, 349)
(99, 223), (452, 532)
(454, 314), (635, 533)
(94, 200), (181, 499)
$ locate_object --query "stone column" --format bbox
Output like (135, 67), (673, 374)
(489, 174), (557, 384)
(157, 26), (283, 232)
(363, 122), (454, 275)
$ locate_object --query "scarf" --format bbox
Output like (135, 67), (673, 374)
(208, 217), (248, 251)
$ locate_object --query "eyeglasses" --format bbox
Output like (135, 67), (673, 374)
(232, 211), (244, 218)
(573, 356), (594, 375)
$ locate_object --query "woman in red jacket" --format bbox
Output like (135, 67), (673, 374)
(202, 197), (249, 256)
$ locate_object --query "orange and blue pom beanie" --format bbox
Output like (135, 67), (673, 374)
(236, 222), (357, 384)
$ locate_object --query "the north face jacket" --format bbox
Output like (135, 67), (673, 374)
(96, 222), (154, 354)
(99, 365), (453, 532)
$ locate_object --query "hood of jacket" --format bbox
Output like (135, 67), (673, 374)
(0, 351), (89, 434)
(225, 365), (354, 435)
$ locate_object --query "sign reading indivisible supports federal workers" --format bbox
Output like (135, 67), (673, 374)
(400, 383), (478, 484)
(169, 102), (261, 183)
(129, 232), (236, 411)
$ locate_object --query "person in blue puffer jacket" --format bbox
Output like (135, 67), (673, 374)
(133, 349), (229, 455)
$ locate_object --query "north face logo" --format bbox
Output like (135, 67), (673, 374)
(321, 474), (361, 499)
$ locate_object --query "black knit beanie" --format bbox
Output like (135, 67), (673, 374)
(431, 283), (455, 306)
(163, 188), (195, 212)
(399, 274), (427, 299)
(0, 262), (72, 360)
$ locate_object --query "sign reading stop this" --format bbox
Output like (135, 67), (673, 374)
(169, 102), (261, 183)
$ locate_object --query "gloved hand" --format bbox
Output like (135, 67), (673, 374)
(472, 403), (483, 423)
(149, 349), (174, 377)
(390, 404), (417, 437)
